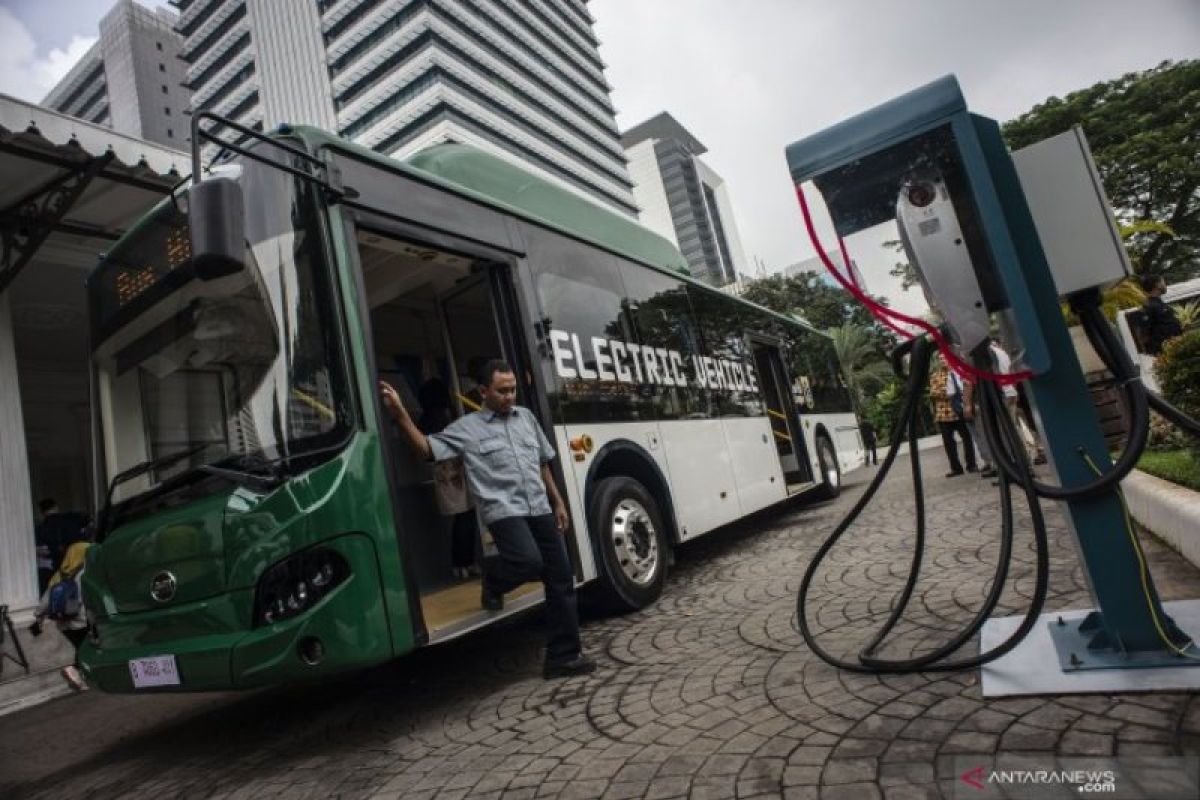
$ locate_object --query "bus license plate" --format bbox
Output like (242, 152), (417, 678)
(128, 655), (180, 688)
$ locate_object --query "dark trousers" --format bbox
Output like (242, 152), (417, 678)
(62, 627), (87, 667)
(864, 441), (877, 465)
(450, 511), (476, 568)
(486, 514), (581, 664)
(938, 420), (976, 473)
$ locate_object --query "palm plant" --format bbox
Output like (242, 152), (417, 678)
(828, 322), (888, 417)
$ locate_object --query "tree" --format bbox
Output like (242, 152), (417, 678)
(829, 322), (894, 416)
(740, 273), (896, 355)
(1004, 60), (1200, 281)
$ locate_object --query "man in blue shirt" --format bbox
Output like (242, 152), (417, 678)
(380, 359), (595, 679)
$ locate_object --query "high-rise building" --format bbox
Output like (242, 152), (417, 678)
(173, 0), (637, 215)
(621, 112), (748, 287)
(42, 0), (191, 149)
(784, 251), (864, 289)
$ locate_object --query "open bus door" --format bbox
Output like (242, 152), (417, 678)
(355, 230), (555, 641)
(750, 341), (814, 493)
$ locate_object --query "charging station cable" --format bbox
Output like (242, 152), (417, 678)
(795, 336), (1051, 674)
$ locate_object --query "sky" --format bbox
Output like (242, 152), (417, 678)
(2, 0), (1197, 309)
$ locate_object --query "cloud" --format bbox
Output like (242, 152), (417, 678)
(595, 0), (1200, 286)
(0, 8), (97, 103)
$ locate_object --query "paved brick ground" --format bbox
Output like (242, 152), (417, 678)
(4, 451), (1199, 799)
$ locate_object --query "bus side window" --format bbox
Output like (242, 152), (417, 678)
(618, 262), (709, 420)
(530, 248), (636, 423)
(687, 287), (758, 418)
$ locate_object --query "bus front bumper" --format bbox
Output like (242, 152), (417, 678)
(80, 552), (393, 693)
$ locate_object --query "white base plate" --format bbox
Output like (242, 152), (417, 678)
(981, 599), (1200, 697)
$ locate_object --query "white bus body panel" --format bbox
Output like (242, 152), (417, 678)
(721, 416), (787, 513)
(659, 419), (741, 538)
(556, 418), (785, 550)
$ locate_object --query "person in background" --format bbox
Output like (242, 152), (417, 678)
(929, 356), (977, 477)
(29, 535), (92, 691)
(1139, 274), (1183, 355)
(860, 420), (878, 466)
(380, 360), (595, 680)
(34, 499), (86, 593)
(961, 378), (997, 479)
(988, 339), (1044, 466)
(417, 378), (480, 581)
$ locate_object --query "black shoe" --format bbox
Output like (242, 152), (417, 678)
(945, 470), (964, 478)
(543, 654), (597, 679)
(980, 466), (997, 478)
(966, 464), (978, 473)
(481, 586), (503, 612)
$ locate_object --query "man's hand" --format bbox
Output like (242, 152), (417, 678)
(379, 381), (406, 420)
(963, 407), (974, 421)
(554, 501), (570, 533)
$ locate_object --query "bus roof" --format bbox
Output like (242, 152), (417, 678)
(290, 126), (689, 274)
(288, 128), (831, 339)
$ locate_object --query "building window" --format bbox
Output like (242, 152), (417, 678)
(162, 85), (168, 94)
(167, 128), (174, 138)
(156, 42), (163, 51)
(164, 107), (171, 115)
(159, 63), (165, 72)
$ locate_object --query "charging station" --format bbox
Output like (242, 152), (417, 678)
(785, 76), (1200, 695)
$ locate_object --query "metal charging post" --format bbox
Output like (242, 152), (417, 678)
(785, 76), (1194, 676)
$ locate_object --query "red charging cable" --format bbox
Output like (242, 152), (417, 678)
(794, 184), (1031, 387)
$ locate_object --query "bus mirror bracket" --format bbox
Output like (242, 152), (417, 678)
(189, 176), (245, 281)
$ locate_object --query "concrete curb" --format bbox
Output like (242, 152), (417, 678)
(1122, 468), (1200, 569)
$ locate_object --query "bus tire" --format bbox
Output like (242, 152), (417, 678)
(814, 433), (841, 499)
(588, 476), (668, 612)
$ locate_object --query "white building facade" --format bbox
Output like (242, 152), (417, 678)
(174, 0), (637, 215)
(621, 112), (748, 287)
(43, 0), (192, 149)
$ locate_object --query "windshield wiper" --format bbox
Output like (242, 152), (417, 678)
(108, 443), (215, 495)
(97, 443), (219, 541)
(199, 453), (286, 492)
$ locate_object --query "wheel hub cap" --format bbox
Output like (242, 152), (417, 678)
(610, 499), (659, 587)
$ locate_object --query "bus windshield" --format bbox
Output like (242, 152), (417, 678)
(88, 150), (351, 503)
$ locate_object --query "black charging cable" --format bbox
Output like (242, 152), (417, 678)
(796, 336), (1051, 673)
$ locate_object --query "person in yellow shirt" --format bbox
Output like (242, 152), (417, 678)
(30, 538), (92, 691)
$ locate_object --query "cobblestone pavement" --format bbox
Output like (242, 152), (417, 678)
(5, 452), (1200, 799)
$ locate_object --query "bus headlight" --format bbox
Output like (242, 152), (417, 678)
(254, 547), (349, 626)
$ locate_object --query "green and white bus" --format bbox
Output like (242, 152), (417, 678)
(80, 121), (860, 692)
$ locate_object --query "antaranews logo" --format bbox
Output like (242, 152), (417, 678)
(960, 765), (986, 790)
(958, 763), (1117, 795)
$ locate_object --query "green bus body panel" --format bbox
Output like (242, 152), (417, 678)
(80, 432), (412, 692)
(100, 492), (230, 613)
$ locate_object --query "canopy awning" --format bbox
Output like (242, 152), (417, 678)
(0, 94), (189, 293)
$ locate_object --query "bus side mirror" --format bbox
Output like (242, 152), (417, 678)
(189, 177), (245, 280)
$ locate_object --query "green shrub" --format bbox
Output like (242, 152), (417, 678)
(1156, 329), (1200, 461)
(1137, 450), (1200, 492)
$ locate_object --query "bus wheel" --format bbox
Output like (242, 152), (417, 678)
(814, 434), (841, 499)
(589, 477), (668, 611)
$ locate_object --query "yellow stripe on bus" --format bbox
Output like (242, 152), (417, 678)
(767, 408), (787, 421)
(773, 429), (792, 442)
(291, 388), (335, 420)
(458, 393), (482, 412)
